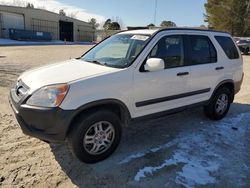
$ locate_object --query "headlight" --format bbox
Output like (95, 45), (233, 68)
(26, 84), (69, 107)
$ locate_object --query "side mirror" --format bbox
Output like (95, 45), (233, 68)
(144, 58), (165, 72)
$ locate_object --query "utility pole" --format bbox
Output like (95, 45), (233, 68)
(154, 0), (158, 25)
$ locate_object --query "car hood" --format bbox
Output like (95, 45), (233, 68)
(19, 59), (120, 93)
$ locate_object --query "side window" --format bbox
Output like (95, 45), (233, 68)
(148, 35), (184, 69)
(189, 35), (217, 65)
(215, 36), (239, 59)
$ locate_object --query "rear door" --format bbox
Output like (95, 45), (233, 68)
(187, 34), (221, 103)
(214, 35), (243, 83)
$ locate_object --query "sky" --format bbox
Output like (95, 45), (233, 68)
(0, 0), (208, 28)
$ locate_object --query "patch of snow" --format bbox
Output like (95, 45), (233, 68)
(175, 157), (219, 188)
(118, 152), (146, 164)
(0, 38), (61, 45)
(134, 148), (219, 186)
(134, 159), (176, 181)
(0, 38), (94, 46)
(121, 112), (249, 187)
(118, 140), (176, 164)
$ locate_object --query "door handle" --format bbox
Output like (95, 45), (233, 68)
(177, 72), (189, 76)
(215, 67), (224, 70)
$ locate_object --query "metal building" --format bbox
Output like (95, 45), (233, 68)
(0, 5), (94, 42)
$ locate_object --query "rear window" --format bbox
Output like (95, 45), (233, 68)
(215, 36), (239, 59)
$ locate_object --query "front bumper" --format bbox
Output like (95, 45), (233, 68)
(9, 89), (75, 142)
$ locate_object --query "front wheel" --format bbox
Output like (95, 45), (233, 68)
(68, 110), (122, 163)
(204, 87), (232, 120)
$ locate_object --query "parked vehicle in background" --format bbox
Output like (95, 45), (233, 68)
(235, 38), (250, 55)
(9, 28), (244, 163)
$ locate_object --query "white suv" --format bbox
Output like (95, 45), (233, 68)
(9, 28), (244, 163)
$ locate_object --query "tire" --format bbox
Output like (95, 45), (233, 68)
(68, 110), (122, 163)
(204, 87), (232, 120)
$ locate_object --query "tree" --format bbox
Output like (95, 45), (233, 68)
(102, 19), (121, 30)
(26, 3), (34, 8)
(112, 16), (125, 29)
(147, 23), (155, 27)
(200, 25), (207, 29)
(59, 9), (66, 16)
(103, 19), (112, 30)
(205, 0), (250, 36)
(89, 18), (100, 30)
(160, 20), (177, 28)
(109, 22), (121, 30)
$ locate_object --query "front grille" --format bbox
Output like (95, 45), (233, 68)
(15, 80), (29, 99)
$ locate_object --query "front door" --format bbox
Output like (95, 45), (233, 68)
(133, 35), (191, 118)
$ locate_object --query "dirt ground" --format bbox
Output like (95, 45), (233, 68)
(0, 45), (249, 188)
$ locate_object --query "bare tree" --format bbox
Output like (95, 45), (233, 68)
(68, 11), (79, 19)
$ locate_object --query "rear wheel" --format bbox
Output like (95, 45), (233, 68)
(204, 87), (232, 120)
(68, 110), (122, 163)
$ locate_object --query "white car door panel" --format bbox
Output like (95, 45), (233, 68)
(133, 34), (192, 117)
(134, 67), (191, 117)
(187, 34), (221, 103)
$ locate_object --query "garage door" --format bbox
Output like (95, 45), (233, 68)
(1, 12), (24, 38)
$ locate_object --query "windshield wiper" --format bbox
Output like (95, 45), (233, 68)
(83, 59), (123, 68)
(85, 59), (105, 66)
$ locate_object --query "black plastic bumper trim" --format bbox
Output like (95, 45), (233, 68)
(9, 92), (75, 142)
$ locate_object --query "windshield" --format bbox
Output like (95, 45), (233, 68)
(81, 34), (150, 68)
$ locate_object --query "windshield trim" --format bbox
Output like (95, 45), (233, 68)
(79, 33), (153, 68)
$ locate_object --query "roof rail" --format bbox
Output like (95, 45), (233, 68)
(156, 27), (230, 34)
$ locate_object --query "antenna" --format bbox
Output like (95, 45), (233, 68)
(154, 0), (158, 25)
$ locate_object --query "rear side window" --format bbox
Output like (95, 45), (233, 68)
(189, 35), (217, 65)
(215, 36), (239, 59)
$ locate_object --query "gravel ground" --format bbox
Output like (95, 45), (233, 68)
(0, 45), (249, 188)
